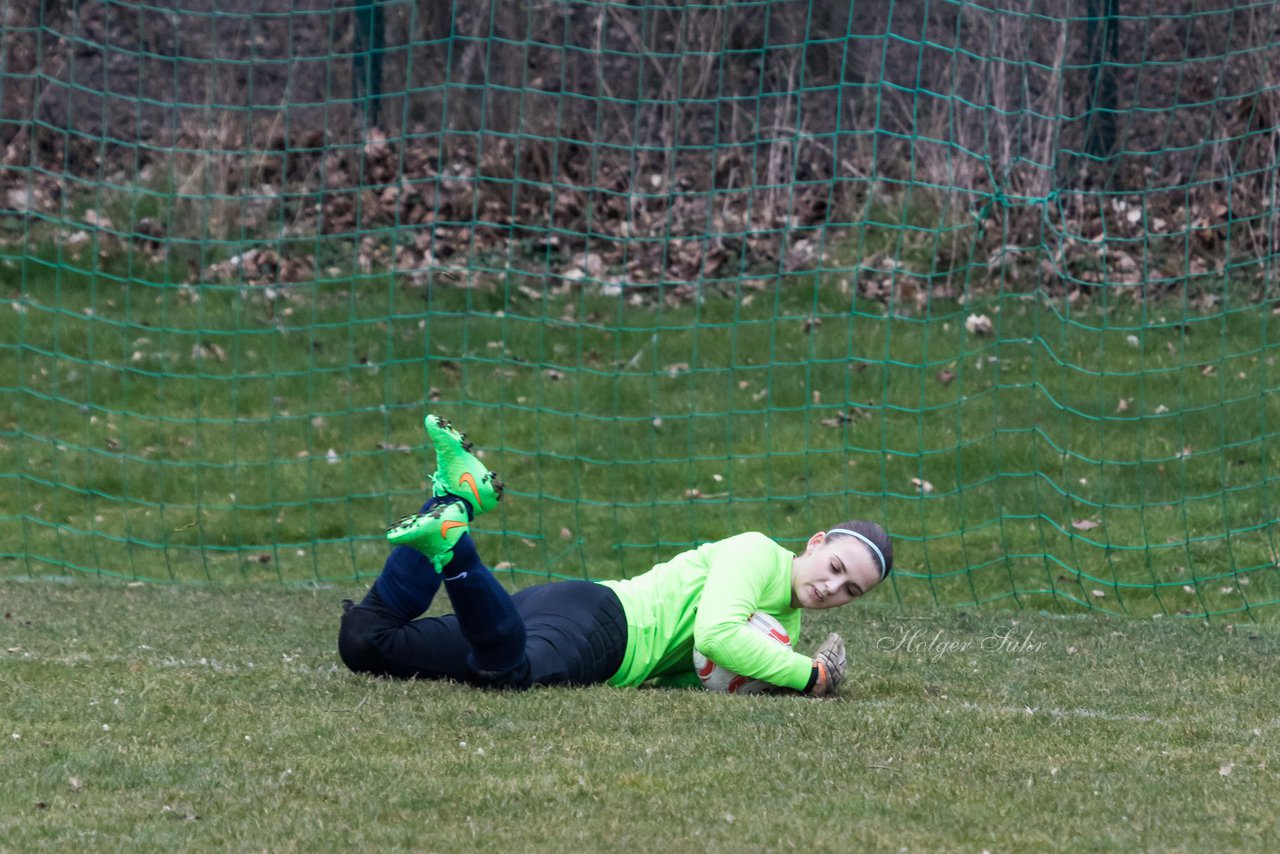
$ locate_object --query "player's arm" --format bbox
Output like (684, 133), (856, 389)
(692, 535), (816, 691)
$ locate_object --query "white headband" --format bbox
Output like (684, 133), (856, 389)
(826, 528), (888, 579)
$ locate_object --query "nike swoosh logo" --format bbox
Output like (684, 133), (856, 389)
(458, 472), (482, 506)
(440, 520), (467, 539)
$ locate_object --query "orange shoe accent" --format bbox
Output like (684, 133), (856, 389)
(440, 520), (467, 539)
(458, 471), (482, 506)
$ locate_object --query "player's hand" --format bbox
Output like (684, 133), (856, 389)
(806, 632), (846, 697)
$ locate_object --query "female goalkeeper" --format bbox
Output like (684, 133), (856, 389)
(338, 415), (893, 697)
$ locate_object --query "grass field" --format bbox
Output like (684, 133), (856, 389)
(4, 247), (1280, 617)
(3, 244), (1280, 850)
(3, 577), (1277, 851)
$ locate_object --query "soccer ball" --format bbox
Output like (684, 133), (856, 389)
(692, 611), (792, 694)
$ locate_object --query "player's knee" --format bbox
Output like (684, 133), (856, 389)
(464, 613), (527, 668)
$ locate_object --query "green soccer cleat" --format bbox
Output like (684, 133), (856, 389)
(425, 414), (505, 517)
(386, 501), (470, 573)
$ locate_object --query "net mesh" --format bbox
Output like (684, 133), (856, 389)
(2, 0), (1279, 617)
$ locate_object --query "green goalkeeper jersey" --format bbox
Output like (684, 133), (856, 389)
(599, 532), (812, 690)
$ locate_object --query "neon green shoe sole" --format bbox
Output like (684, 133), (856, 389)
(425, 414), (504, 516)
(386, 501), (470, 572)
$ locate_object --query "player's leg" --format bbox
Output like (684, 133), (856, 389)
(362, 494), (452, 622)
(341, 412), (532, 686)
(424, 414), (504, 518)
(338, 494), (475, 679)
(384, 515), (628, 687)
(386, 504), (531, 685)
(339, 410), (506, 675)
(338, 598), (472, 681)
(360, 409), (507, 619)
(345, 507), (628, 688)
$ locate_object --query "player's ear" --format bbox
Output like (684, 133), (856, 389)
(805, 531), (825, 553)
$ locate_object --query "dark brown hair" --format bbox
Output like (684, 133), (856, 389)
(825, 520), (893, 577)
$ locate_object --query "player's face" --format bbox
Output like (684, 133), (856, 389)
(790, 532), (882, 610)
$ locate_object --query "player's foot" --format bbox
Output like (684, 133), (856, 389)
(386, 501), (470, 573)
(425, 414), (504, 517)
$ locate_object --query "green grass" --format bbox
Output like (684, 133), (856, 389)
(3, 242), (1279, 849)
(2, 244), (1280, 617)
(2, 577), (1277, 851)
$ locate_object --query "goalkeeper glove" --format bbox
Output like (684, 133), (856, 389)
(804, 632), (847, 697)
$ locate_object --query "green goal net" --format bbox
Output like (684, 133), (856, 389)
(2, 0), (1279, 618)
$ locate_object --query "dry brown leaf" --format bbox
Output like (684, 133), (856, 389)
(83, 209), (113, 229)
(965, 314), (993, 336)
